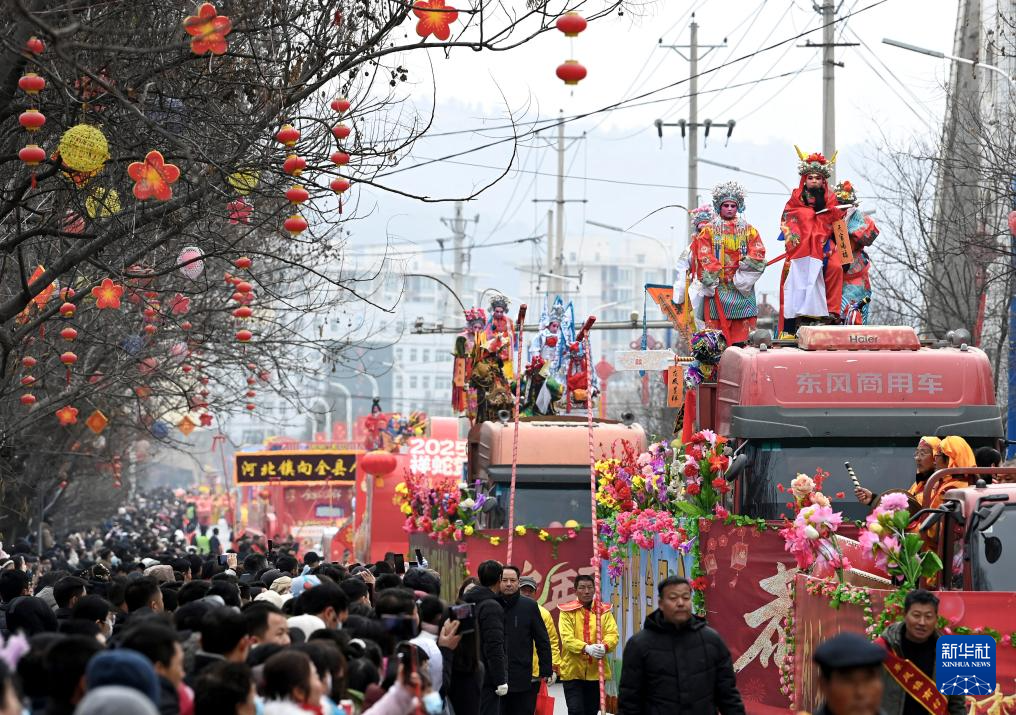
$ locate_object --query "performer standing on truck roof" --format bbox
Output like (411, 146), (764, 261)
(835, 180), (879, 325)
(688, 181), (766, 346)
(779, 148), (845, 333)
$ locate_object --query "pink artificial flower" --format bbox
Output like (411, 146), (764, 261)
(714, 504), (729, 519)
(858, 529), (879, 552)
(879, 492), (910, 513)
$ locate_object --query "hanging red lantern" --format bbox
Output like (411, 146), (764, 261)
(555, 12), (587, 37)
(59, 301), (76, 318)
(144, 324), (157, 335)
(283, 215), (308, 236)
(246, 390), (256, 398)
(182, 364), (193, 373)
(246, 403), (256, 411)
(361, 450), (398, 482)
(20, 394), (36, 406)
(247, 377), (257, 386)
(556, 60), (587, 85)
(60, 351), (77, 366)
(331, 97), (351, 114)
(1009, 209), (1016, 236)
(282, 154), (306, 176)
(332, 123), (352, 140)
(334, 10), (343, 25)
(25, 37), (45, 54)
(259, 488), (271, 500)
(330, 177), (351, 194)
(199, 376), (210, 385)
(236, 281), (252, 293)
(60, 326), (77, 341)
(233, 306), (253, 319)
(235, 329), (253, 342)
(19, 144), (46, 166)
(234, 257), (252, 270)
(19, 109), (46, 132)
(180, 321), (193, 331)
(276, 124), (300, 147)
(285, 185), (309, 205)
(22, 356), (37, 369)
(18, 73), (45, 95)
(143, 306), (157, 320)
(231, 292), (245, 303)
(20, 376), (35, 387)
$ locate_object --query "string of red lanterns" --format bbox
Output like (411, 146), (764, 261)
(17, 40), (48, 188)
(554, 12), (587, 87)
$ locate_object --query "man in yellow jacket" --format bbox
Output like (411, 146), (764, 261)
(520, 576), (561, 678)
(557, 574), (619, 715)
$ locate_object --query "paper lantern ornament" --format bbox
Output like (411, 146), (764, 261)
(282, 154), (306, 176)
(18, 73), (45, 95)
(330, 97), (351, 114)
(91, 278), (124, 309)
(227, 170), (259, 195)
(85, 410), (109, 435)
(59, 125), (110, 173)
(283, 215), (308, 236)
(25, 37), (45, 55)
(128, 150), (181, 201)
(276, 124), (300, 147)
(177, 246), (205, 279)
(183, 3), (232, 55)
(19, 145), (45, 166)
(227, 198), (252, 224)
(556, 60), (587, 85)
(19, 109), (46, 132)
(555, 12), (587, 37)
(169, 293), (191, 315)
(413, 0), (459, 40)
(85, 188), (121, 218)
(1009, 209), (1016, 236)
(178, 416), (197, 436)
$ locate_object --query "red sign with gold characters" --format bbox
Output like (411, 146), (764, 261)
(234, 450), (357, 486)
(406, 437), (467, 479)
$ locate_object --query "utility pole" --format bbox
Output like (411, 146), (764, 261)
(657, 16), (730, 244)
(441, 201), (475, 313)
(533, 111), (586, 298)
(798, 3), (858, 183)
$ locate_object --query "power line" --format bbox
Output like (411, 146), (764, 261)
(345, 235), (542, 257)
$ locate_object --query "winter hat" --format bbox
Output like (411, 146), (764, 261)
(75, 686), (159, 715)
(286, 614), (326, 641)
(85, 649), (161, 706)
(6, 596), (58, 636)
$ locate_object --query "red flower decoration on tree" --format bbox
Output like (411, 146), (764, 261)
(183, 3), (232, 56)
(91, 278), (124, 309)
(227, 198), (252, 224)
(168, 293), (191, 315)
(413, 0), (458, 40)
(56, 405), (79, 426)
(199, 413), (214, 427)
(129, 150), (180, 201)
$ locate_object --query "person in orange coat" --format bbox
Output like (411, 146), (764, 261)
(557, 574), (618, 715)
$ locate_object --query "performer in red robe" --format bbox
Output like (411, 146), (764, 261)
(779, 148), (845, 333)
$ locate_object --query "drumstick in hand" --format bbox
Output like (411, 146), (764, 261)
(844, 461), (861, 490)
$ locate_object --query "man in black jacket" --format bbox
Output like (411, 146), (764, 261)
(618, 576), (745, 715)
(499, 564), (553, 715)
(463, 559), (509, 715)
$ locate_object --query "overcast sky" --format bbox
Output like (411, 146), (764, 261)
(342, 0), (960, 319)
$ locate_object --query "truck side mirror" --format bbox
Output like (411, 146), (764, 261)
(725, 454), (747, 482)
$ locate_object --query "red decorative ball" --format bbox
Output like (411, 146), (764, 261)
(59, 301), (76, 318)
(234, 257), (252, 270)
(330, 177), (351, 194)
(330, 151), (350, 166)
(20, 393), (36, 406)
(283, 215), (308, 236)
(235, 281), (252, 293)
(246, 390), (256, 398)
(22, 356), (37, 368)
(275, 124), (300, 147)
(235, 329), (253, 342)
(25, 37), (45, 54)
(285, 185), (309, 205)
(180, 321), (193, 331)
(20, 376), (35, 387)
(331, 97), (351, 114)
(556, 60), (587, 86)
(332, 123), (352, 140)
(282, 154), (306, 177)
(59, 326), (77, 341)
(144, 324), (157, 335)
(246, 403), (256, 411)
(233, 306), (253, 319)
(19, 109), (46, 132)
(60, 351), (78, 365)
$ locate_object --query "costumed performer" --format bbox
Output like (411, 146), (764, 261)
(528, 301), (568, 380)
(482, 293), (516, 381)
(688, 181), (765, 345)
(672, 204), (715, 328)
(780, 148), (845, 333)
(835, 180), (879, 325)
(452, 307), (486, 416)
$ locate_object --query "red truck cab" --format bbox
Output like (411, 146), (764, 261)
(696, 325), (1002, 522)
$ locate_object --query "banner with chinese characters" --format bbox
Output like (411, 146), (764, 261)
(700, 521), (799, 713)
(406, 437), (467, 479)
(234, 450), (358, 485)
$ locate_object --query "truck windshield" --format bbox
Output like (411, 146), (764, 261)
(970, 505), (1016, 591)
(741, 438), (919, 522)
(489, 485), (590, 527)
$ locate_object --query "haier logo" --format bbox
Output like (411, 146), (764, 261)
(936, 636), (996, 696)
(848, 334), (878, 344)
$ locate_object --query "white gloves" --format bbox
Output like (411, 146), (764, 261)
(584, 644), (606, 659)
(495, 684), (509, 697)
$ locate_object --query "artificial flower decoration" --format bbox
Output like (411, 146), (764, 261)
(128, 150), (180, 201)
(91, 278), (124, 309)
(199, 413), (214, 427)
(413, 0), (458, 40)
(168, 293), (191, 315)
(183, 3), (232, 56)
(56, 405), (79, 426)
(227, 198), (252, 224)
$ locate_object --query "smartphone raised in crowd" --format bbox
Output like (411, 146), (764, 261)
(393, 553), (405, 574)
(450, 602), (475, 634)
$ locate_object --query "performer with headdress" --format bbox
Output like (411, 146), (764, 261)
(672, 204), (715, 326)
(780, 148), (845, 332)
(529, 300), (568, 378)
(452, 307), (486, 416)
(834, 180), (879, 325)
(481, 293), (516, 381)
(520, 355), (562, 416)
(688, 182), (765, 345)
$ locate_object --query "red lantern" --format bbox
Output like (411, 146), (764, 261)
(236, 329), (253, 342)
(283, 215), (308, 236)
(246, 403), (256, 411)
(20, 376), (35, 387)
(276, 124), (300, 147)
(19, 109), (46, 132)
(330, 151), (350, 166)
(18, 73), (45, 95)
(246, 390), (256, 398)
(361, 450), (398, 477)
(144, 324), (157, 335)
(282, 154), (306, 176)
(236, 281), (252, 293)
(234, 257), (252, 270)
(231, 292), (244, 303)
(182, 364), (193, 374)
(259, 488), (271, 500)
(199, 377), (210, 385)
(556, 60), (587, 85)
(285, 185), (309, 205)
(247, 377), (257, 386)
(60, 351), (77, 365)
(180, 321), (193, 331)
(19, 144), (46, 166)
(25, 37), (45, 55)
(331, 97), (351, 114)
(143, 307), (157, 320)
(22, 356), (37, 369)
(259, 371), (270, 382)
(60, 326), (77, 341)
(334, 10), (342, 25)
(20, 394), (37, 406)
(555, 12), (587, 37)
(1009, 210), (1016, 236)
(59, 301), (76, 318)
(233, 306), (253, 319)
(332, 123), (352, 140)
(330, 177), (351, 194)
